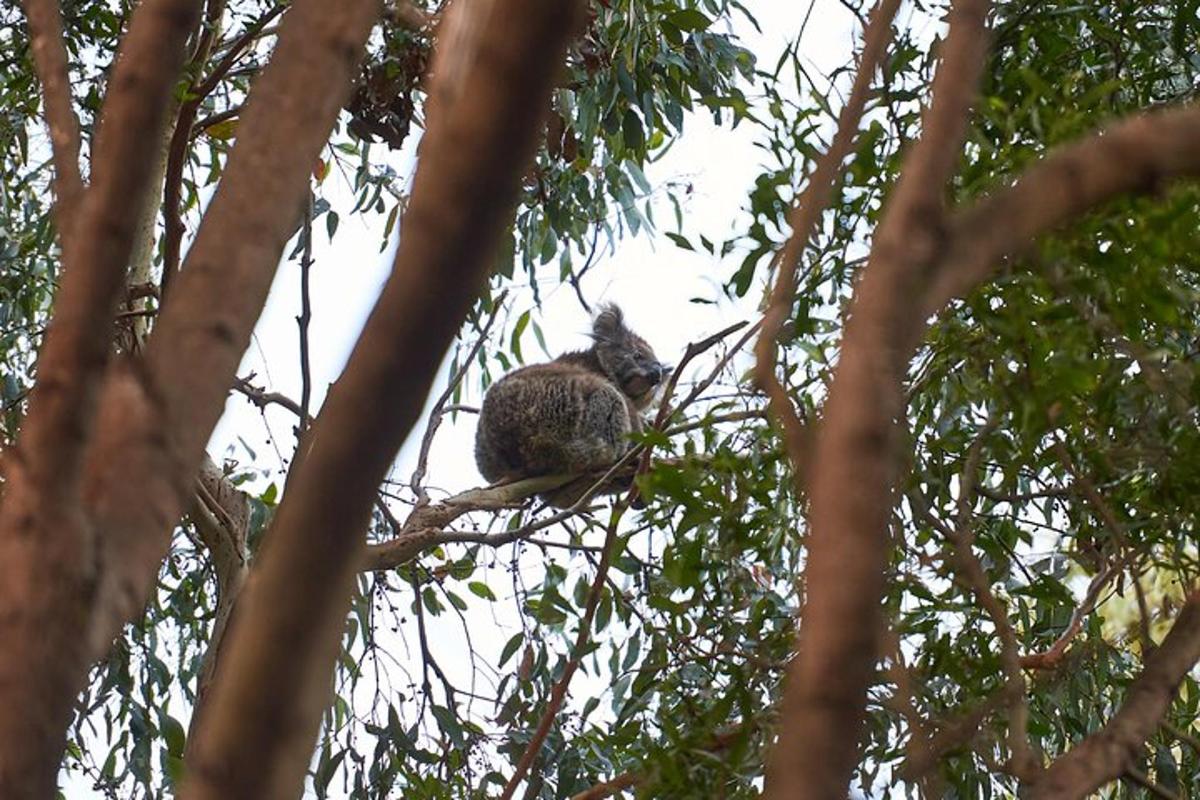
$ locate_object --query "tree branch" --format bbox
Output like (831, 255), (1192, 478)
(21, 0), (84, 235)
(943, 418), (1038, 778)
(753, 0), (899, 487)
(296, 192), (314, 439)
(569, 772), (639, 800)
(925, 106), (1200, 315)
(0, 1), (204, 793)
(178, 1), (583, 796)
(184, 455), (250, 748)
(500, 505), (625, 799)
(1029, 593), (1200, 799)
(161, 3), (285, 300)
(1019, 560), (1119, 670)
(80, 0), (380, 661)
(409, 294), (506, 510)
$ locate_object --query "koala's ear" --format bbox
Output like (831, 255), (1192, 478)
(591, 303), (627, 343)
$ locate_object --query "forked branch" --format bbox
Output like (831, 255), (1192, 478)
(763, 2), (993, 797)
(80, 0), (381, 658)
(0, 0), (204, 793)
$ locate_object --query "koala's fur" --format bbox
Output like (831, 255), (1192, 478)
(475, 305), (666, 502)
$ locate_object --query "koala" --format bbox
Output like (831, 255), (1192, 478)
(474, 304), (666, 503)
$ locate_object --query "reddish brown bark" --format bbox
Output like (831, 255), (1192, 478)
(754, 0), (900, 480)
(0, 1), (203, 795)
(764, 11), (1200, 797)
(179, 1), (583, 796)
(927, 106), (1200, 314)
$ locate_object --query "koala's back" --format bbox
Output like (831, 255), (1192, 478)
(475, 361), (633, 483)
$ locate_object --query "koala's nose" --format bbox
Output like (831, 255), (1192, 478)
(651, 363), (669, 385)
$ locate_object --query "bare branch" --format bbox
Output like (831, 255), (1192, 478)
(943, 419), (1038, 778)
(21, 0), (84, 234)
(1162, 720), (1200, 758)
(569, 772), (639, 800)
(409, 295), (506, 509)
(500, 506), (626, 799)
(1123, 767), (1183, 800)
(1019, 561), (1120, 670)
(1029, 593), (1200, 799)
(297, 192), (315, 438)
(361, 467), (636, 572)
(179, 2), (583, 796)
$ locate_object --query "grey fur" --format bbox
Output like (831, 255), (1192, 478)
(475, 305), (665, 501)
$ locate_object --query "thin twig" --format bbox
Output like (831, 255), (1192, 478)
(1019, 560), (1121, 670)
(192, 105), (242, 136)
(297, 192), (314, 441)
(498, 505), (627, 799)
(568, 772), (638, 800)
(1123, 767), (1183, 800)
(410, 571), (457, 713)
(943, 416), (1039, 779)
(1163, 720), (1200, 757)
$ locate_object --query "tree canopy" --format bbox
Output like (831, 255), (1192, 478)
(2, 0), (1200, 798)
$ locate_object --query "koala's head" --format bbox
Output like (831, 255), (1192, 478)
(591, 304), (667, 409)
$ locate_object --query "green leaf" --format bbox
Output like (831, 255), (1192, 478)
(665, 232), (693, 250)
(666, 9), (712, 31)
(622, 109), (645, 154)
(499, 632), (524, 667)
(161, 714), (185, 757)
(468, 581), (496, 601)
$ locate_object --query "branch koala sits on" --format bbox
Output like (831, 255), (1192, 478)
(474, 304), (667, 506)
